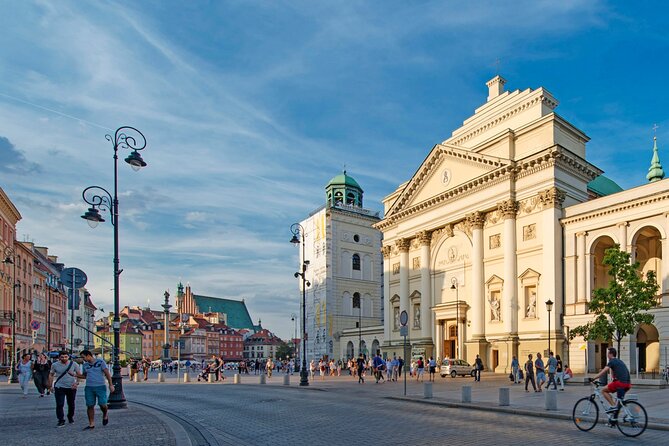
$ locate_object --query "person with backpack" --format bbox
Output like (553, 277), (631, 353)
(49, 351), (80, 427)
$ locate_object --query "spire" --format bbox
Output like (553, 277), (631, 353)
(646, 136), (665, 182)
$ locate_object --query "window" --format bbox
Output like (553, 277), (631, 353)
(352, 254), (361, 271)
(353, 234), (360, 243)
(346, 192), (355, 205)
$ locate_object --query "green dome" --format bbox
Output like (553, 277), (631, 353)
(588, 175), (623, 197)
(326, 171), (362, 191)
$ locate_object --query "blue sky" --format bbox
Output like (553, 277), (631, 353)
(1, 1), (668, 340)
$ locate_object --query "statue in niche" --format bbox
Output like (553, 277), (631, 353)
(414, 306), (421, 328)
(394, 308), (400, 329)
(526, 290), (537, 318)
(488, 294), (501, 321)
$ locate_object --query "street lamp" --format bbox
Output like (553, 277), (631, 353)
(450, 277), (459, 359)
(3, 248), (20, 383)
(290, 313), (297, 370)
(545, 299), (553, 355)
(290, 223), (310, 387)
(80, 126), (147, 409)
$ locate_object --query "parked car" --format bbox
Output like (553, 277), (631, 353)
(440, 358), (475, 378)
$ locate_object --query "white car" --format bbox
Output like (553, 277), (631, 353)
(440, 359), (476, 378)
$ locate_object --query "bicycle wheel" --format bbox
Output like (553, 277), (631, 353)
(572, 397), (599, 431)
(616, 401), (648, 437)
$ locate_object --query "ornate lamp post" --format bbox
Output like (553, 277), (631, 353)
(290, 223), (310, 387)
(290, 313), (297, 370)
(80, 126), (147, 409)
(3, 248), (19, 383)
(450, 277), (459, 359)
(545, 299), (553, 355)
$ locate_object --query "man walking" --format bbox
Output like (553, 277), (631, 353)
(49, 351), (80, 427)
(356, 353), (366, 384)
(524, 354), (537, 392)
(474, 354), (483, 382)
(78, 350), (114, 430)
(535, 352), (546, 391)
(511, 355), (520, 384)
(546, 351), (558, 390)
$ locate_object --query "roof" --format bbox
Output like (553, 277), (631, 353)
(587, 175), (623, 197)
(192, 295), (255, 331)
(326, 171), (362, 191)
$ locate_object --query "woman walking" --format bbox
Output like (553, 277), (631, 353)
(33, 353), (51, 397)
(17, 353), (33, 398)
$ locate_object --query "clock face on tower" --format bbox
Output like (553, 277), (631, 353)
(442, 168), (452, 186)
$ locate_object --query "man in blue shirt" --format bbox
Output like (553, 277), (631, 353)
(78, 350), (114, 430)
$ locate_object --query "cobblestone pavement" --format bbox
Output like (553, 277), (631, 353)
(0, 385), (179, 446)
(123, 373), (667, 445)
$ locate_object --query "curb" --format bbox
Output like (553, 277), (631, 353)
(387, 396), (669, 432)
(129, 402), (192, 446)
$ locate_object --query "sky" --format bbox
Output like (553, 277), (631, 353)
(1, 0), (668, 340)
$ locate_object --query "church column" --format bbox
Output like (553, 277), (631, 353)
(382, 246), (392, 344)
(618, 222), (628, 252)
(663, 213), (669, 296)
(397, 238), (411, 323)
(576, 232), (587, 303)
(499, 200), (518, 336)
(418, 230), (432, 341)
(539, 187), (566, 353)
(468, 212), (485, 339)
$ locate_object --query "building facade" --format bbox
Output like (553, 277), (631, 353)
(297, 172), (383, 362)
(377, 76), (668, 373)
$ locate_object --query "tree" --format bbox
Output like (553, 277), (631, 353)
(275, 342), (294, 361)
(571, 245), (658, 354)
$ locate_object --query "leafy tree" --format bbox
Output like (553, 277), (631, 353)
(571, 245), (658, 354)
(275, 342), (294, 361)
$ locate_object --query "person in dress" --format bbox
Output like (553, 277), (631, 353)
(17, 353), (33, 398)
(33, 353), (51, 397)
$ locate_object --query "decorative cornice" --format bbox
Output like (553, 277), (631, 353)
(417, 230), (432, 246)
(563, 191), (669, 225)
(466, 211), (485, 230)
(539, 187), (566, 209)
(396, 238), (411, 253)
(497, 199), (518, 219)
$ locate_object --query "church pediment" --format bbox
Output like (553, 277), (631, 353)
(386, 144), (511, 217)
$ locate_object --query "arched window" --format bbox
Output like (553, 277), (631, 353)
(352, 254), (361, 271)
(334, 191), (343, 204)
(352, 292), (361, 312)
(346, 192), (355, 205)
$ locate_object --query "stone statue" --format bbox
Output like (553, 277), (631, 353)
(489, 295), (501, 321)
(526, 291), (537, 318)
(414, 307), (421, 328)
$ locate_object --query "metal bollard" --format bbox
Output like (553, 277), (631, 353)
(544, 389), (558, 410)
(259, 373), (266, 384)
(158, 372), (165, 383)
(499, 387), (510, 406)
(183, 372), (190, 383)
(283, 374), (290, 386)
(461, 385), (472, 403)
(423, 382), (433, 399)
(233, 373), (240, 384)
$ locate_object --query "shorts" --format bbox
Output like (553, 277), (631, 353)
(417, 368), (424, 376)
(85, 385), (108, 407)
(607, 381), (631, 398)
(429, 366), (436, 373)
(536, 372), (546, 382)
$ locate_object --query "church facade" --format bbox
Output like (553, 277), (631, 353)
(377, 76), (668, 374)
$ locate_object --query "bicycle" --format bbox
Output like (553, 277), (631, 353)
(572, 379), (648, 437)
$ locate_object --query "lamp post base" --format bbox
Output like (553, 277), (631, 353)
(299, 362), (309, 387)
(108, 364), (127, 409)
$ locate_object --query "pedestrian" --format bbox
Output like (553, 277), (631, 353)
(49, 351), (80, 427)
(398, 356), (404, 377)
(428, 356), (437, 382)
(78, 349), (114, 430)
(130, 359), (139, 381)
(356, 353), (366, 384)
(385, 357), (393, 382)
(391, 355), (399, 382)
(142, 356), (151, 381)
(17, 353), (33, 398)
(33, 353), (51, 397)
(474, 354), (483, 382)
(510, 355), (519, 384)
(416, 357), (424, 382)
(535, 352), (546, 391)
(524, 353), (537, 392)
(555, 354), (565, 391)
(546, 351), (558, 390)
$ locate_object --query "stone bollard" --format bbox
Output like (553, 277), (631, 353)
(499, 387), (510, 406)
(158, 372), (165, 383)
(133, 373), (139, 383)
(183, 372), (190, 383)
(233, 373), (240, 384)
(461, 385), (472, 403)
(545, 389), (558, 410)
(260, 373), (266, 384)
(423, 382), (433, 399)
(208, 372), (214, 383)
(283, 374), (290, 386)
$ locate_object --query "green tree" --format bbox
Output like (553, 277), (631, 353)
(570, 245), (658, 354)
(275, 342), (294, 361)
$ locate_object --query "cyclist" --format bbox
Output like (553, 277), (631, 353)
(591, 347), (631, 412)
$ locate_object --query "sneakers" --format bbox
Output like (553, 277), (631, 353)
(68, 416), (74, 424)
(57, 421), (66, 428)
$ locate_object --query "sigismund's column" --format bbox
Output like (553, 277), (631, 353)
(418, 230), (432, 342)
(397, 239), (411, 320)
(382, 245), (392, 345)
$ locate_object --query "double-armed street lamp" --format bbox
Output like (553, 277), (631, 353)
(80, 126), (148, 409)
(290, 223), (310, 387)
(3, 247), (20, 383)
